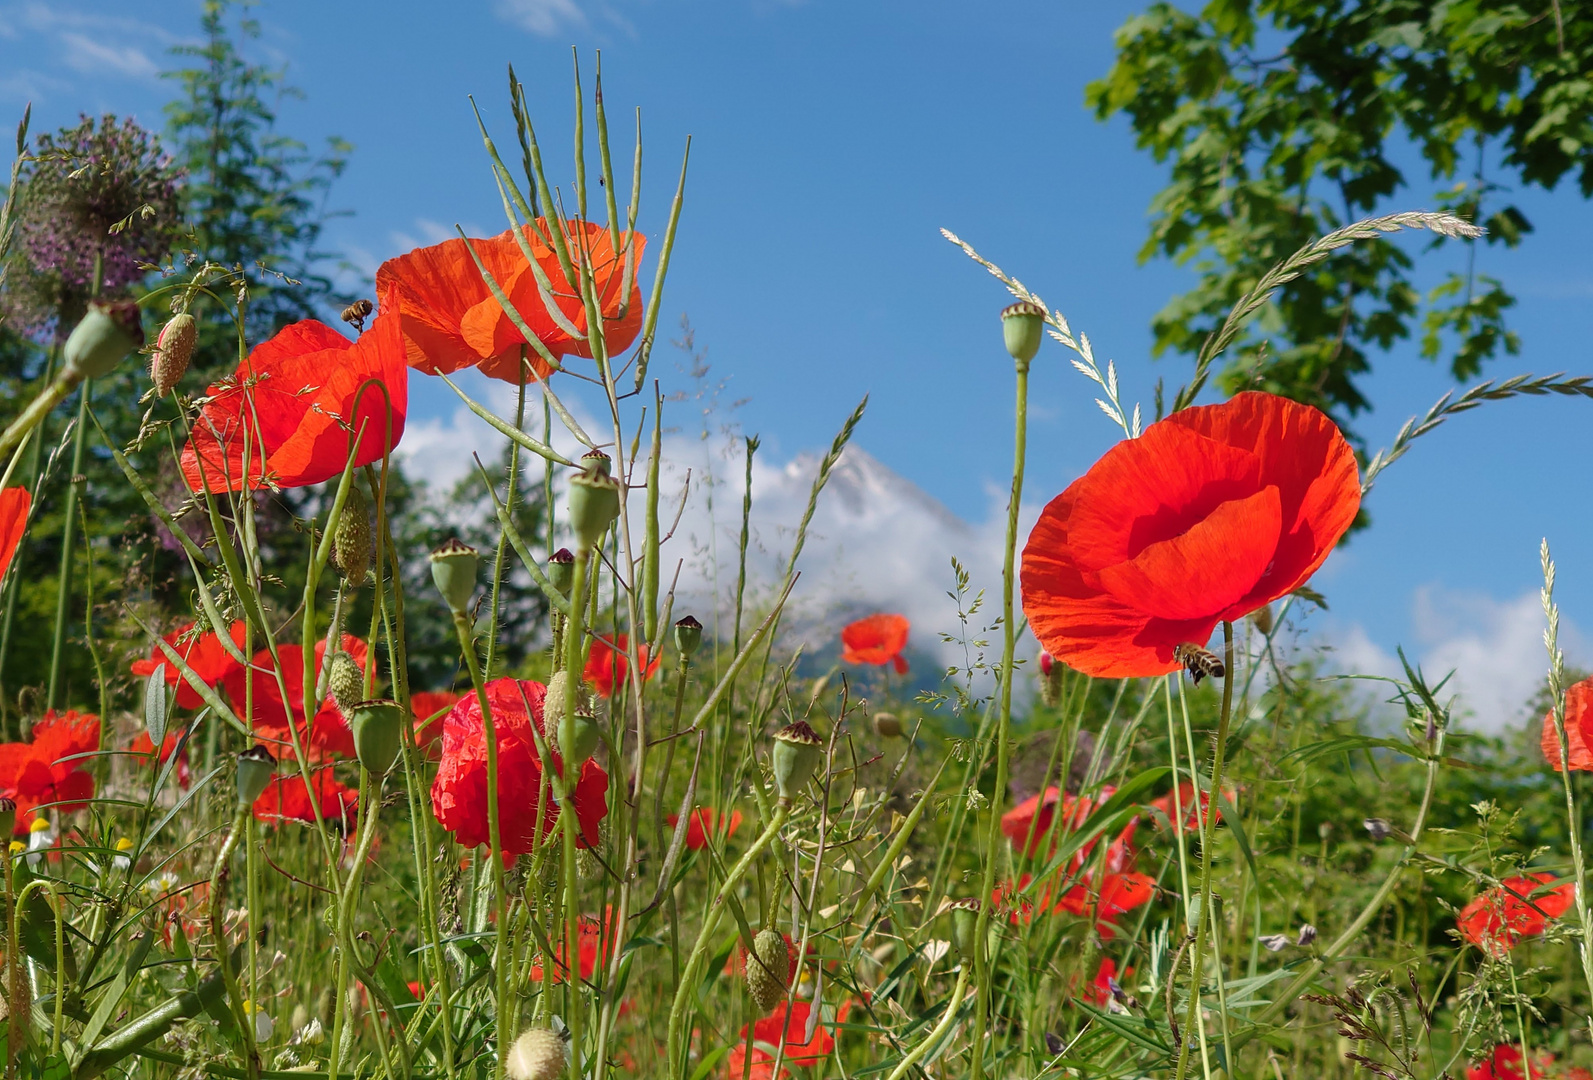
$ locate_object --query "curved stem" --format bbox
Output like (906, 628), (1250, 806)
(883, 964), (971, 1080)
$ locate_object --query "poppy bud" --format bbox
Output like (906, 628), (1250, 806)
(235, 745), (277, 806)
(674, 615), (703, 659)
(333, 485), (372, 585)
(568, 466), (621, 550)
(1000, 301), (1045, 365)
(745, 928), (792, 1012)
(429, 539), (478, 616)
(872, 711), (902, 739)
(1250, 603), (1274, 636)
(548, 548), (575, 597)
(327, 651), (364, 715)
(506, 1028), (566, 1080)
(771, 721), (825, 806)
(150, 312), (196, 396)
(64, 299), (144, 379)
(948, 897), (982, 961)
(350, 699), (404, 775)
(1038, 650), (1065, 708)
(0, 796), (14, 839)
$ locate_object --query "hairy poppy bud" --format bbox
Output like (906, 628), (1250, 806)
(872, 711), (902, 739)
(771, 721), (825, 806)
(149, 312), (196, 396)
(568, 464), (620, 550)
(350, 699), (403, 775)
(548, 548), (575, 597)
(235, 745), (277, 806)
(64, 299), (144, 379)
(429, 539), (478, 616)
(1038, 650), (1065, 708)
(0, 797), (14, 839)
(745, 928), (792, 1012)
(505, 1027), (565, 1080)
(1000, 301), (1045, 365)
(948, 897), (982, 961)
(674, 615), (703, 659)
(327, 651), (364, 715)
(1250, 603), (1274, 636)
(333, 485), (371, 584)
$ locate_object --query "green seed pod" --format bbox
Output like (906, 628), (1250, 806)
(580, 448), (612, 476)
(327, 651), (364, 715)
(547, 548), (575, 597)
(506, 1028), (566, 1080)
(564, 711), (601, 768)
(0, 797), (15, 840)
(349, 699), (404, 776)
(744, 928), (792, 1013)
(771, 720), (825, 805)
(1000, 301), (1045, 365)
(235, 745), (277, 806)
(567, 467), (621, 550)
(64, 299), (144, 379)
(948, 897), (982, 962)
(674, 615), (703, 659)
(333, 485), (372, 585)
(871, 711), (903, 739)
(429, 538), (478, 616)
(150, 312), (196, 396)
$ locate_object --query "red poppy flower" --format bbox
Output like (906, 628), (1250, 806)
(1457, 872), (1574, 957)
(1058, 872), (1156, 925)
(411, 690), (462, 760)
(253, 768), (359, 828)
(429, 677), (609, 855)
(1088, 957), (1132, 1007)
(1466, 1044), (1559, 1080)
(667, 807), (744, 851)
(1022, 391), (1360, 678)
(0, 487), (29, 582)
(725, 931), (801, 987)
(181, 292), (407, 492)
(1542, 675), (1593, 771)
(375, 219), (647, 384)
(583, 634), (661, 698)
(130, 730), (191, 788)
(131, 620), (247, 710)
(1150, 781), (1230, 836)
(530, 910), (611, 984)
(726, 1000), (851, 1080)
(224, 636), (367, 760)
(841, 614), (910, 675)
(1001, 786), (1092, 858)
(0, 709), (100, 833)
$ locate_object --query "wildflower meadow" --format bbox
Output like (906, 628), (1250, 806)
(2, 5), (1593, 1080)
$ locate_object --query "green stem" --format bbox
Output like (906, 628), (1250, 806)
(46, 380), (90, 709)
(970, 355), (1028, 1080)
(210, 804), (260, 1080)
(883, 964), (971, 1080)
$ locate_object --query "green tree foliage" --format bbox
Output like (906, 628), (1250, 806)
(1089, 0), (1593, 444)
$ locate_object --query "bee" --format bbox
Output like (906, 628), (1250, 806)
(341, 298), (374, 332)
(1173, 643), (1225, 685)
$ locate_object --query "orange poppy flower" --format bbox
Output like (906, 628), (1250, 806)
(0, 487), (29, 582)
(130, 620), (247, 709)
(1457, 872), (1574, 957)
(727, 1000), (851, 1080)
(583, 634), (660, 698)
(667, 806), (744, 850)
(223, 636), (367, 760)
(0, 709), (100, 833)
(1542, 675), (1593, 770)
(254, 767), (358, 828)
(375, 219), (646, 384)
(841, 614), (910, 674)
(1022, 391), (1360, 678)
(181, 292), (407, 492)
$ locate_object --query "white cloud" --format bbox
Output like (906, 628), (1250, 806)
(494, 0), (587, 36)
(57, 32), (155, 78)
(0, 4), (172, 91)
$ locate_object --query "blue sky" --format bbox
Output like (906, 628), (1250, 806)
(5, 0), (1593, 727)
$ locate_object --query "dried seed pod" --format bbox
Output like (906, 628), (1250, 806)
(333, 485), (372, 584)
(327, 651), (365, 715)
(150, 312), (196, 396)
(744, 928), (792, 1013)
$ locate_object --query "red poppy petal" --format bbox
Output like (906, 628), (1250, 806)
(0, 487), (30, 581)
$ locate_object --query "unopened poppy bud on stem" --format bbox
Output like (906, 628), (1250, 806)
(745, 928), (793, 1012)
(327, 651), (364, 715)
(547, 548), (575, 597)
(150, 311), (196, 396)
(429, 539), (478, 616)
(872, 711), (903, 739)
(1001, 301), (1045, 365)
(506, 1026), (566, 1080)
(771, 720), (825, 806)
(1250, 603), (1274, 636)
(350, 699), (404, 775)
(235, 745), (277, 806)
(333, 485), (372, 584)
(64, 299), (144, 380)
(674, 615), (703, 659)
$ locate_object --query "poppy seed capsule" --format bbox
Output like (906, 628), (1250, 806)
(564, 711), (600, 768)
(1000, 301), (1045, 365)
(771, 721), (825, 805)
(327, 652), (365, 716)
(948, 897), (982, 961)
(581, 448), (613, 476)
(333, 485), (372, 584)
(235, 745), (277, 806)
(547, 548), (575, 597)
(745, 928), (792, 1012)
(64, 299), (145, 379)
(674, 615), (703, 658)
(505, 1027), (566, 1080)
(350, 699), (404, 775)
(568, 467), (621, 550)
(149, 312), (196, 396)
(429, 539), (478, 616)
(872, 711), (903, 739)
